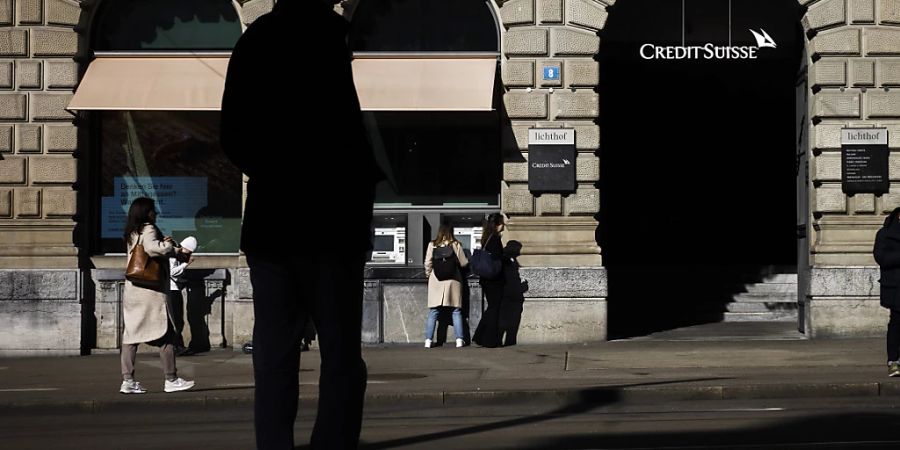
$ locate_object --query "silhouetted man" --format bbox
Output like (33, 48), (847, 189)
(220, 1), (378, 448)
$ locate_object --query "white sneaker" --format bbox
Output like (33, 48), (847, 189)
(120, 380), (146, 394)
(424, 339), (432, 348)
(456, 338), (464, 348)
(164, 377), (195, 393)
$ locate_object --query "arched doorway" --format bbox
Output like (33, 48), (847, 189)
(598, 0), (806, 339)
(348, 0), (502, 268)
(347, 0), (504, 343)
(70, 0), (243, 350)
(75, 0), (243, 254)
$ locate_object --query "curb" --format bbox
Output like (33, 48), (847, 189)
(3, 381), (900, 414)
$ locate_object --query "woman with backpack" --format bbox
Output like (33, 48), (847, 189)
(423, 222), (469, 348)
(473, 213), (506, 348)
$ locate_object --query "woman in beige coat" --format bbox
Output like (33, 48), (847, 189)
(423, 222), (469, 348)
(119, 197), (194, 394)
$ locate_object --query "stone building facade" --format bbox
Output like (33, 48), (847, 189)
(0, 0), (898, 354)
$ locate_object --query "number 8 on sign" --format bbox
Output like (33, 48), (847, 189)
(543, 66), (560, 81)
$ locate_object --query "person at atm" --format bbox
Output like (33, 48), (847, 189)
(423, 222), (469, 348)
(473, 213), (506, 348)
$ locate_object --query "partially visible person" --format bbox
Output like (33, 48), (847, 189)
(874, 206), (900, 377)
(499, 240), (526, 347)
(120, 197), (194, 394)
(168, 236), (201, 356)
(220, 0), (380, 447)
(423, 222), (469, 348)
(472, 213), (506, 348)
(180, 285), (213, 356)
(301, 318), (316, 352)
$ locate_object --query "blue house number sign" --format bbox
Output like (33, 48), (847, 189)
(543, 66), (560, 81)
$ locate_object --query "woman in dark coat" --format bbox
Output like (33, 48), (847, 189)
(874, 207), (900, 377)
(473, 213), (506, 348)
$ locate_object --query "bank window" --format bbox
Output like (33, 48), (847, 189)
(72, 0), (242, 255)
(92, 0), (241, 51)
(350, 0), (501, 267)
(97, 111), (242, 254)
(369, 112), (500, 208)
(349, 0), (498, 52)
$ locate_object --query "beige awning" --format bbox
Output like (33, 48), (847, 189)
(67, 56), (230, 111)
(352, 58), (496, 111)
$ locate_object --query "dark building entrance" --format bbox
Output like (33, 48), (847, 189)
(598, 0), (805, 339)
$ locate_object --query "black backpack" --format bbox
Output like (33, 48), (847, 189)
(431, 244), (459, 281)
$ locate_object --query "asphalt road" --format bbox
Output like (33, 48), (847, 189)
(4, 396), (900, 449)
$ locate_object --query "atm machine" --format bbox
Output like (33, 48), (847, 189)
(453, 226), (483, 255)
(369, 226), (406, 264)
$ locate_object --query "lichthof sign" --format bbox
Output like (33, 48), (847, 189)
(841, 128), (889, 195)
(528, 128), (576, 194)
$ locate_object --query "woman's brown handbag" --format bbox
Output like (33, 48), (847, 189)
(125, 237), (162, 286)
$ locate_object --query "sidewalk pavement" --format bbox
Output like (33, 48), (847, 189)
(0, 337), (897, 413)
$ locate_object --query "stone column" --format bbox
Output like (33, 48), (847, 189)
(0, 0), (80, 269)
(206, 277), (227, 348)
(804, 0), (900, 336)
(0, 0), (80, 354)
(499, 0), (607, 341)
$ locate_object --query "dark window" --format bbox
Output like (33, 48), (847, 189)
(98, 111), (242, 253)
(368, 112), (500, 207)
(92, 0), (241, 51)
(350, 0), (499, 52)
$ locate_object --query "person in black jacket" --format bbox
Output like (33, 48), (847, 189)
(473, 213), (506, 348)
(874, 207), (900, 377)
(220, 1), (379, 448)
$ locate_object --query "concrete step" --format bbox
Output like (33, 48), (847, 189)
(726, 302), (799, 313)
(744, 283), (798, 294)
(691, 302), (798, 313)
(732, 292), (798, 303)
(656, 270), (799, 324)
(723, 311), (798, 322)
(627, 321), (804, 340)
(737, 273), (798, 284)
(761, 274), (798, 283)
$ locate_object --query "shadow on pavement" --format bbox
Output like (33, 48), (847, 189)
(346, 377), (731, 450)
(515, 411), (900, 449)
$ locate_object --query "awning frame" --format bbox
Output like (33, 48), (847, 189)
(67, 52), (232, 112)
(351, 53), (499, 112)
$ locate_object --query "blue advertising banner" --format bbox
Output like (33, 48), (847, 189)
(101, 176), (208, 238)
